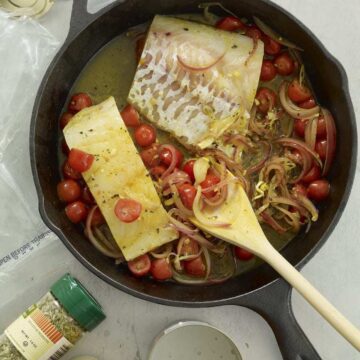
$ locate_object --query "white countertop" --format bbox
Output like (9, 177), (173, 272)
(0, 1), (359, 359)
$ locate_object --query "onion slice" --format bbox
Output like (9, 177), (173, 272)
(304, 116), (318, 150)
(177, 52), (225, 72)
(160, 144), (179, 179)
(321, 108), (337, 176)
(260, 211), (287, 234)
(292, 192), (318, 221)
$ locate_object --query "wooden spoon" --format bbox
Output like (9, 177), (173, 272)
(190, 178), (360, 350)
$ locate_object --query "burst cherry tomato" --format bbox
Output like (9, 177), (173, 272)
(182, 160), (195, 183)
(68, 93), (92, 113)
(140, 144), (160, 167)
(60, 112), (74, 129)
(151, 259), (173, 280)
(301, 165), (321, 184)
(256, 87), (277, 113)
(307, 179), (330, 201)
(150, 165), (167, 179)
(260, 60), (277, 82)
(159, 147), (183, 168)
(81, 186), (95, 204)
(292, 183), (307, 197)
(263, 36), (281, 55)
(91, 207), (105, 227)
(288, 79), (312, 103)
(120, 104), (141, 128)
(200, 173), (221, 198)
(68, 148), (94, 173)
(299, 97), (316, 109)
(184, 256), (206, 276)
(235, 247), (254, 261)
(134, 124), (156, 147)
(115, 198), (142, 223)
(316, 116), (327, 138)
(315, 139), (327, 160)
(180, 238), (199, 257)
(65, 201), (88, 223)
(245, 25), (262, 40)
(178, 183), (197, 210)
(274, 53), (294, 76)
(128, 254), (151, 277)
(216, 16), (246, 31)
(63, 160), (82, 180)
(57, 179), (81, 203)
(294, 118), (307, 137)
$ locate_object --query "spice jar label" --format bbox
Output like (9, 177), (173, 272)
(5, 304), (73, 360)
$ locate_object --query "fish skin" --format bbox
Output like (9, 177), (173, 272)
(128, 15), (264, 149)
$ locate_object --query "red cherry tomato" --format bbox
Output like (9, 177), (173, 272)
(316, 116), (327, 139)
(140, 144), (160, 167)
(256, 87), (277, 113)
(61, 139), (70, 155)
(91, 207), (105, 227)
(114, 198), (142, 223)
(182, 160), (195, 183)
(294, 118), (307, 137)
(120, 104), (141, 128)
(68, 148), (94, 173)
(274, 53), (294, 76)
(81, 186), (95, 204)
(200, 173), (221, 198)
(57, 179), (81, 203)
(245, 25), (262, 40)
(307, 179), (330, 201)
(315, 139), (327, 160)
(150, 165), (167, 179)
(179, 238), (199, 257)
(235, 247), (254, 261)
(159, 147), (183, 168)
(68, 93), (92, 113)
(63, 160), (82, 180)
(135, 35), (146, 63)
(151, 259), (173, 280)
(292, 183), (307, 197)
(301, 165), (321, 184)
(128, 254), (151, 277)
(178, 183), (197, 210)
(184, 256), (206, 276)
(134, 124), (156, 147)
(263, 36), (281, 56)
(260, 60), (277, 82)
(65, 201), (88, 223)
(288, 79), (312, 103)
(216, 16), (246, 31)
(299, 97), (316, 109)
(60, 112), (74, 129)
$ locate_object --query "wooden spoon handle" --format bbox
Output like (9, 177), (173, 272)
(261, 243), (360, 350)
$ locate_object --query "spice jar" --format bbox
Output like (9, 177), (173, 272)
(0, 274), (105, 360)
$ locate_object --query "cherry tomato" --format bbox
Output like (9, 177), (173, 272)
(301, 165), (321, 184)
(150, 165), (167, 179)
(315, 139), (327, 160)
(91, 207), (105, 227)
(65, 201), (88, 223)
(178, 183), (197, 210)
(292, 183), (307, 197)
(307, 179), (330, 201)
(288, 79), (312, 103)
(68, 148), (94, 173)
(299, 97), (316, 109)
(134, 124), (156, 147)
(182, 160), (195, 183)
(60, 112), (74, 129)
(263, 36), (281, 56)
(216, 16), (246, 31)
(151, 258), (173, 280)
(128, 254), (151, 277)
(57, 179), (81, 203)
(140, 144), (160, 167)
(81, 186), (95, 204)
(235, 247), (254, 261)
(120, 104), (141, 128)
(184, 256), (206, 276)
(200, 173), (221, 198)
(294, 118), (307, 137)
(245, 25), (262, 40)
(114, 198), (142, 223)
(61, 139), (70, 155)
(68, 93), (92, 113)
(316, 116), (327, 139)
(135, 35), (146, 63)
(63, 160), (82, 180)
(260, 60), (277, 82)
(180, 238), (199, 257)
(159, 147), (183, 168)
(256, 87), (277, 113)
(274, 53), (294, 76)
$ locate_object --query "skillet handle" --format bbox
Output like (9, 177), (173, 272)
(67, 0), (95, 41)
(232, 278), (321, 360)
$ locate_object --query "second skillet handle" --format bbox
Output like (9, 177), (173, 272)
(233, 279), (321, 360)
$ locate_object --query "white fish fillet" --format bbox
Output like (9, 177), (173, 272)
(128, 15), (264, 149)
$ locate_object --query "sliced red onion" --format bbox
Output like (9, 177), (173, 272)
(245, 37), (258, 66)
(160, 144), (179, 179)
(269, 196), (307, 217)
(321, 108), (337, 176)
(246, 142), (272, 175)
(203, 184), (228, 207)
(273, 205), (301, 232)
(304, 116), (318, 150)
(260, 211), (287, 234)
(292, 192), (318, 221)
(170, 184), (194, 218)
(150, 243), (173, 259)
(224, 133), (255, 148)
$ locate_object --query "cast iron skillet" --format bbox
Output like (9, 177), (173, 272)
(30, 0), (357, 358)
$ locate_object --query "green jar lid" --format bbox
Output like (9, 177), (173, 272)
(51, 274), (106, 331)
